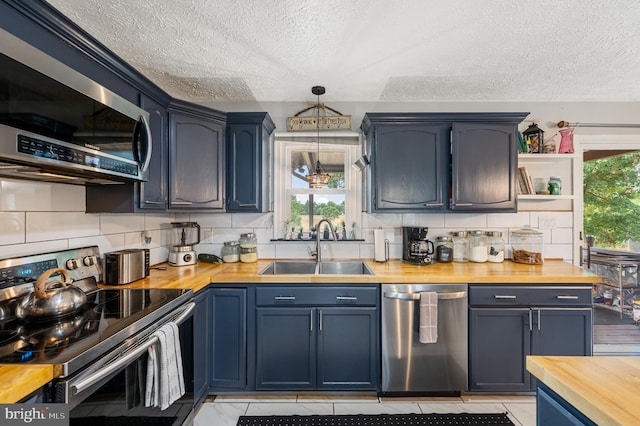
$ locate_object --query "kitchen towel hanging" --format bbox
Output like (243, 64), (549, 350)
(145, 322), (185, 410)
(374, 228), (389, 262)
(419, 292), (438, 343)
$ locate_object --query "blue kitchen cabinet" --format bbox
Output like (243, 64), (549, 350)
(193, 288), (210, 405)
(537, 383), (596, 426)
(226, 112), (275, 212)
(450, 123), (518, 212)
(255, 286), (379, 391)
(210, 288), (247, 390)
(469, 285), (593, 392)
(169, 100), (226, 210)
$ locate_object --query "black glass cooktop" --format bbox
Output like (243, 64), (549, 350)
(0, 288), (190, 375)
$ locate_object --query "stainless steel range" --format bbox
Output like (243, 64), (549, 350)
(0, 246), (195, 425)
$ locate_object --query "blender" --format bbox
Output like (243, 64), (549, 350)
(168, 222), (200, 266)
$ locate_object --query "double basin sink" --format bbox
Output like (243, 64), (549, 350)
(259, 260), (374, 275)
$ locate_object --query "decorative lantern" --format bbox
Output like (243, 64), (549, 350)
(523, 123), (545, 154)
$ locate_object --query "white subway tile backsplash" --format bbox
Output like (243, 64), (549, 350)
(190, 213), (232, 228)
(0, 240), (69, 259)
(100, 214), (145, 235)
(444, 213), (488, 228)
(70, 234), (125, 255)
(487, 212), (531, 228)
(552, 228), (573, 244)
(363, 213), (403, 228)
(0, 179), (85, 211)
(402, 214), (446, 228)
(231, 213), (272, 228)
(0, 212), (25, 245)
(26, 212), (100, 242)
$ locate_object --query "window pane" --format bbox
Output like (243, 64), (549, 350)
(291, 150), (345, 189)
(289, 193), (347, 236)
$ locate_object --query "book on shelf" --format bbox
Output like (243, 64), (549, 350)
(518, 166), (536, 195)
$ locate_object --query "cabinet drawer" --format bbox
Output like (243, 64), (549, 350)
(469, 285), (592, 307)
(256, 286), (378, 306)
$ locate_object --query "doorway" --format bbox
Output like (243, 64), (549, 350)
(576, 134), (640, 355)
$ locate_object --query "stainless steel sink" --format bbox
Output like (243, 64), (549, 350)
(259, 260), (374, 275)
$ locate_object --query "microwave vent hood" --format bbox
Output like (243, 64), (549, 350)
(0, 28), (152, 185)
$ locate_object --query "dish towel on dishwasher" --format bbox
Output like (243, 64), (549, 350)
(419, 292), (438, 343)
(145, 321), (185, 410)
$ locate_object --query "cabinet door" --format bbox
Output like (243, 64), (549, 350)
(532, 308), (593, 357)
(139, 94), (168, 210)
(193, 289), (210, 404)
(255, 307), (316, 390)
(227, 123), (261, 212)
(469, 308), (532, 391)
(169, 112), (224, 209)
(317, 307), (378, 390)
(451, 123), (517, 211)
(372, 124), (449, 212)
(210, 288), (246, 390)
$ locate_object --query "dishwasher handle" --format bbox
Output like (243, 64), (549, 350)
(383, 291), (467, 301)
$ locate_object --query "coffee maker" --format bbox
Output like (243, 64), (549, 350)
(402, 226), (434, 265)
(168, 222), (200, 266)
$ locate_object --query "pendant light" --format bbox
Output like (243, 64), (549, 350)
(306, 85), (331, 188)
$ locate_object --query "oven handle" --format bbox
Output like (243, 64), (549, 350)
(70, 301), (195, 396)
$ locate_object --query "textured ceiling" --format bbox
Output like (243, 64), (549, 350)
(46, 0), (640, 103)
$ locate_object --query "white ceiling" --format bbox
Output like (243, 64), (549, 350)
(46, 0), (640, 104)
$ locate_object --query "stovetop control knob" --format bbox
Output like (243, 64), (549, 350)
(82, 255), (97, 266)
(66, 258), (79, 270)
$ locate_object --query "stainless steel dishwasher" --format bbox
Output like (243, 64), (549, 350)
(381, 283), (468, 394)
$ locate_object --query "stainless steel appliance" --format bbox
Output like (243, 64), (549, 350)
(0, 28), (151, 185)
(402, 226), (435, 265)
(381, 284), (468, 394)
(0, 247), (195, 425)
(169, 222), (200, 267)
(104, 249), (150, 285)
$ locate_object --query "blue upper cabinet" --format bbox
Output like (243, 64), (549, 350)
(226, 113), (275, 213)
(361, 113), (528, 213)
(169, 101), (226, 210)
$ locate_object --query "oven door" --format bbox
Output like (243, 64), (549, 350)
(54, 301), (195, 426)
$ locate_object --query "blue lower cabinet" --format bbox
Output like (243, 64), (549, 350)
(193, 289), (210, 405)
(210, 288), (247, 390)
(537, 384), (596, 426)
(255, 302), (379, 391)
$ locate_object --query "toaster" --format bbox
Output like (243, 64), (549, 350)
(103, 249), (150, 285)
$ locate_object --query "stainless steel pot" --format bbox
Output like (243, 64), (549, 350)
(16, 268), (87, 320)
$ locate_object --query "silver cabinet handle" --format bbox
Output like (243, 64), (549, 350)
(336, 296), (357, 301)
(384, 291), (467, 300)
(310, 309), (313, 332)
(238, 203), (258, 207)
(556, 295), (580, 300)
(274, 296), (296, 301)
(537, 308), (541, 331)
(529, 309), (533, 332)
(170, 201), (193, 205)
(494, 295), (517, 299)
(143, 200), (165, 205)
(425, 203), (444, 207)
(319, 309), (323, 332)
(453, 203), (473, 206)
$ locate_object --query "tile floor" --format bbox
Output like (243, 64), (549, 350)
(194, 394), (536, 426)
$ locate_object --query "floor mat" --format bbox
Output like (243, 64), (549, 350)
(237, 413), (515, 426)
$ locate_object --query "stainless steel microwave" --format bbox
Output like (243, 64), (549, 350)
(0, 28), (151, 185)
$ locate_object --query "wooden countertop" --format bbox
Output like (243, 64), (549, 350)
(103, 259), (600, 290)
(3, 259), (598, 404)
(0, 364), (57, 403)
(527, 356), (640, 426)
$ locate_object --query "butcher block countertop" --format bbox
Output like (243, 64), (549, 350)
(102, 258), (600, 291)
(527, 356), (640, 426)
(1, 259), (598, 404)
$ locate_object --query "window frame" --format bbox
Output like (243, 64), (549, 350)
(273, 133), (362, 239)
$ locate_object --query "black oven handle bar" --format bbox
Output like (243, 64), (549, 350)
(70, 301), (195, 396)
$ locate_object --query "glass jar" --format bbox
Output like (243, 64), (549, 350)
(548, 176), (562, 195)
(468, 230), (488, 263)
(450, 231), (469, 263)
(221, 241), (240, 263)
(510, 227), (544, 264)
(240, 246), (258, 263)
(239, 232), (257, 249)
(486, 231), (505, 263)
(435, 236), (454, 263)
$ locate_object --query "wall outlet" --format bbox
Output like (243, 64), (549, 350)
(539, 216), (556, 229)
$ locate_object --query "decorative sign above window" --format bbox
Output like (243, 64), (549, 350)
(287, 102), (351, 131)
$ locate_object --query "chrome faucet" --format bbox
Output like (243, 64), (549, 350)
(311, 219), (338, 263)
